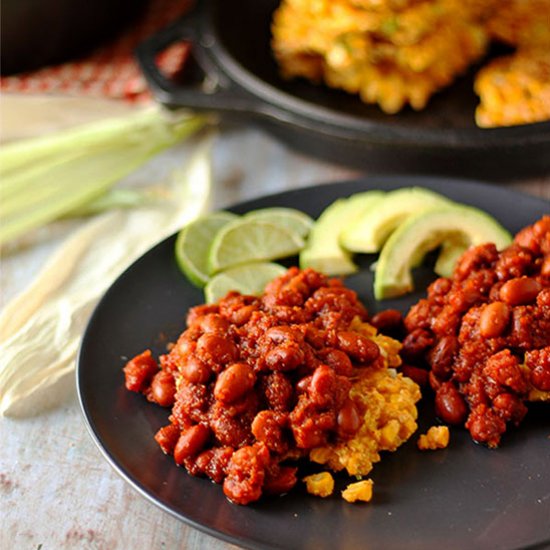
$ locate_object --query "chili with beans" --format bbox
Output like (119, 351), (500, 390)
(124, 268), (387, 504)
(402, 216), (550, 447)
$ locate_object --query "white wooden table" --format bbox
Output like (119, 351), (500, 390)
(1, 122), (549, 550)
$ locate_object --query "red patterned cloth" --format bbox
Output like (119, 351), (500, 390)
(0, 0), (192, 103)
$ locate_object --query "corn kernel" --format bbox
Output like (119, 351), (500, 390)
(303, 472), (335, 497)
(342, 479), (374, 503)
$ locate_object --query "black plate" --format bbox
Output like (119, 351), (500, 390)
(78, 176), (550, 550)
(135, 0), (550, 178)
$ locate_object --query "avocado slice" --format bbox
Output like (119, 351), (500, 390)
(340, 187), (453, 253)
(300, 191), (384, 276)
(374, 205), (512, 300)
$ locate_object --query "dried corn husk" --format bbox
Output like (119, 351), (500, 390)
(0, 138), (213, 416)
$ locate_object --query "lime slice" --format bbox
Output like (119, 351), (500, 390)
(244, 207), (314, 238)
(205, 262), (287, 303)
(175, 211), (238, 287)
(208, 219), (305, 274)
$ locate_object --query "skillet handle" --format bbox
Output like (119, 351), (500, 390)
(135, 5), (260, 113)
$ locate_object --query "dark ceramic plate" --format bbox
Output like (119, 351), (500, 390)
(78, 176), (550, 550)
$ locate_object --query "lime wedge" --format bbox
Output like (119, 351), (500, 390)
(208, 219), (305, 274)
(205, 262), (287, 303)
(175, 211), (238, 287)
(244, 207), (314, 238)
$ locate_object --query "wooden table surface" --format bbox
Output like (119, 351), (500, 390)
(2, 122), (549, 550)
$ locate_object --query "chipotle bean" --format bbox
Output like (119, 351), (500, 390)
(263, 466), (298, 495)
(428, 335), (457, 380)
(181, 356), (211, 384)
(401, 328), (434, 362)
(435, 383), (468, 425)
(479, 301), (510, 338)
(196, 333), (238, 365)
(370, 309), (404, 335)
(336, 331), (380, 364)
(197, 313), (230, 334)
(337, 398), (361, 437)
(309, 365), (336, 405)
(123, 350), (158, 392)
(321, 349), (353, 376)
(214, 362), (256, 403)
(154, 424), (180, 455)
(174, 424), (210, 464)
(149, 370), (176, 407)
(499, 277), (540, 305)
(265, 325), (303, 344)
(265, 343), (304, 371)
(401, 364), (429, 387)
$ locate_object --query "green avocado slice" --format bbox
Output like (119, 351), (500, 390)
(300, 190), (385, 276)
(374, 205), (512, 300)
(340, 187), (453, 253)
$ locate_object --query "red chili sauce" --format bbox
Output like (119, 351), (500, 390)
(123, 268), (383, 504)
(402, 216), (550, 447)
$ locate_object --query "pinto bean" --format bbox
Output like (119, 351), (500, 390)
(174, 424), (210, 464)
(479, 301), (510, 338)
(499, 277), (540, 305)
(214, 362), (256, 403)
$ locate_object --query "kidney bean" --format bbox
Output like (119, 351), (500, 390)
(336, 331), (380, 364)
(309, 365), (336, 405)
(251, 410), (288, 453)
(196, 333), (238, 365)
(429, 371), (443, 392)
(123, 350), (158, 393)
(265, 343), (304, 371)
(214, 362), (256, 403)
(337, 398), (361, 437)
(296, 375), (313, 394)
(149, 370), (176, 407)
(428, 335), (457, 380)
(265, 325), (304, 344)
(196, 313), (230, 334)
(400, 328), (434, 362)
(435, 382), (468, 425)
(181, 356), (211, 384)
(263, 466), (298, 495)
(154, 423), (180, 455)
(174, 424), (210, 464)
(321, 349), (353, 376)
(401, 364), (429, 387)
(370, 309), (404, 336)
(499, 277), (540, 305)
(479, 301), (510, 338)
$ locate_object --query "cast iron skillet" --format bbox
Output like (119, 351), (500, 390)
(136, 0), (550, 178)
